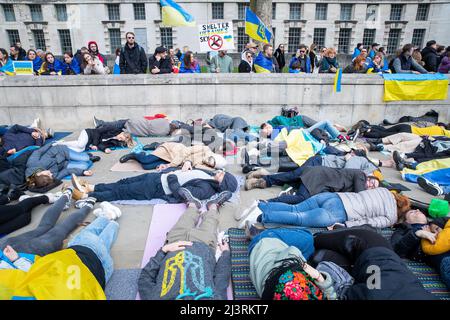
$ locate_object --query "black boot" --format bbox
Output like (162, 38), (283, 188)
(393, 151), (406, 171)
(119, 153), (137, 163)
(143, 142), (161, 151)
(87, 153), (101, 163)
(7, 185), (25, 201)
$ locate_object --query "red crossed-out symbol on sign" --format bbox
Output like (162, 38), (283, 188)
(208, 35), (223, 50)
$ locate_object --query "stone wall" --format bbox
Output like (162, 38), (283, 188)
(0, 74), (449, 131)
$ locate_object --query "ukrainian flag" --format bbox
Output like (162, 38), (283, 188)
(160, 0), (195, 27)
(254, 52), (273, 73)
(245, 7), (272, 44)
(383, 73), (449, 101)
(333, 68), (342, 93)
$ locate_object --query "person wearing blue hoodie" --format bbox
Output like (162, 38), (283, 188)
(289, 45), (312, 73)
(351, 43), (363, 60)
(38, 52), (64, 76)
(366, 52), (390, 73)
(368, 43), (379, 60)
(0, 48), (14, 75)
(62, 52), (81, 75)
(26, 49), (42, 75)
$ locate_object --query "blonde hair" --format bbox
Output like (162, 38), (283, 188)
(324, 48), (337, 57)
(122, 132), (135, 148)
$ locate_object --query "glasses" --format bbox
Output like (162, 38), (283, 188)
(127, 37), (135, 39)
(299, 50), (306, 53)
(246, 55), (252, 58)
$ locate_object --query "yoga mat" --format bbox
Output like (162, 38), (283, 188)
(105, 268), (140, 300)
(110, 160), (147, 172)
(44, 131), (72, 145)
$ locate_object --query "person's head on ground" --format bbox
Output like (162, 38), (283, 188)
(27, 49), (37, 61)
(426, 40), (437, 50)
(401, 44), (415, 58)
(260, 123), (273, 138)
(88, 41), (100, 54)
(365, 175), (380, 189)
(115, 132), (134, 148)
(63, 51), (74, 64)
(263, 44), (273, 58)
(391, 192), (412, 222)
(206, 154), (227, 169)
(262, 257), (324, 300)
(371, 43), (379, 51)
(27, 169), (54, 188)
(183, 51), (195, 68)
(402, 208), (428, 225)
(154, 46), (168, 59)
(0, 48), (9, 62)
(45, 52), (56, 64)
(125, 32), (136, 47)
(9, 45), (19, 59)
(214, 170), (237, 192)
(353, 55), (367, 70)
(325, 48), (337, 59)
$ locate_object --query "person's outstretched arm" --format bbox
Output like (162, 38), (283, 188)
(138, 249), (165, 299)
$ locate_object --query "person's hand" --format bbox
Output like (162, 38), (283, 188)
(90, 145), (98, 151)
(104, 148), (111, 154)
(181, 161), (192, 171)
(327, 222), (345, 230)
(330, 67), (336, 72)
(303, 263), (324, 282)
(83, 170), (93, 176)
(162, 241), (193, 253)
(216, 67), (221, 73)
(31, 131), (41, 139)
(7, 148), (16, 155)
(3, 245), (19, 262)
(415, 230), (436, 243)
(50, 71), (57, 75)
(157, 163), (170, 171)
(151, 67), (160, 74)
(218, 239), (229, 252)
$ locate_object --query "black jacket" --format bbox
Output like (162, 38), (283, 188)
(391, 223), (425, 261)
(148, 55), (172, 74)
(344, 247), (435, 300)
(166, 173), (220, 203)
(274, 49), (286, 70)
(85, 127), (124, 152)
(0, 149), (34, 187)
(300, 167), (367, 196)
(119, 43), (148, 74)
(421, 46), (439, 72)
(238, 60), (253, 73)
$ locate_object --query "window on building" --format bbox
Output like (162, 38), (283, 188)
(272, 3), (276, 20)
(160, 27), (173, 48)
(107, 4), (121, 21)
(58, 29), (72, 53)
(340, 4), (353, 20)
(315, 3), (327, 20)
(55, 4), (68, 22)
(411, 29), (426, 48)
(362, 29), (376, 47)
(289, 3), (302, 20)
(6, 30), (20, 46)
(134, 3), (146, 20)
(212, 3), (224, 20)
(387, 28), (401, 54)
(237, 27), (249, 52)
(338, 28), (352, 53)
(366, 4), (378, 21)
(313, 28), (326, 48)
(238, 3), (249, 20)
(109, 28), (122, 51)
(29, 4), (43, 22)
(416, 4), (429, 21)
(2, 4), (16, 22)
(288, 27), (301, 52)
(32, 29), (46, 50)
(390, 4), (403, 21)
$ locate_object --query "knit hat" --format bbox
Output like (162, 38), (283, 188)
(272, 270), (324, 300)
(220, 172), (238, 192)
(428, 198), (449, 218)
(316, 261), (354, 299)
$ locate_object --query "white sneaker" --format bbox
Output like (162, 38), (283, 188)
(45, 191), (63, 204)
(100, 202), (122, 219)
(30, 117), (41, 129)
(93, 208), (116, 220)
(238, 206), (263, 229)
(235, 200), (259, 220)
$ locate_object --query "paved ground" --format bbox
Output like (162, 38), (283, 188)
(7, 132), (439, 270)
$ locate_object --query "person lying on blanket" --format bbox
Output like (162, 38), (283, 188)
(138, 191), (233, 300)
(24, 144), (97, 190)
(392, 212), (450, 290)
(238, 188), (410, 229)
(54, 126), (134, 154)
(0, 124), (53, 155)
(93, 116), (174, 137)
(119, 141), (227, 171)
(70, 168), (238, 208)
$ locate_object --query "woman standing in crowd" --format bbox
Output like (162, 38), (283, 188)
(309, 44), (318, 72)
(366, 52), (390, 73)
(113, 48), (121, 75)
(239, 51), (254, 73)
(63, 52), (81, 75)
(343, 55), (367, 73)
(82, 53), (107, 75)
(0, 48), (14, 75)
(38, 52), (64, 76)
(438, 47), (450, 73)
(179, 51), (200, 73)
(26, 49), (42, 74)
(319, 48), (339, 73)
(274, 44), (286, 72)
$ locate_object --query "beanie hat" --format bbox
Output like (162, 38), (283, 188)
(220, 172), (238, 192)
(272, 270), (324, 300)
(316, 261), (354, 299)
(154, 46), (167, 55)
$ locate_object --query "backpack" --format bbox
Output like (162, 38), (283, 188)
(281, 106), (299, 118)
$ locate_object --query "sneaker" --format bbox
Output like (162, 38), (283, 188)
(417, 177), (443, 196)
(278, 186), (295, 197)
(93, 208), (116, 221)
(206, 191), (232, 209)
(45, 191), (63, 204)
(100, 201), (122, 219)
(75, 197), (97, 209)
(46, 128), (54, 139)
(87, 153), (101, 163)
(246, 168), (270, 180)
(392, 151), (406, 171)
(72, 188), (87, 201)
(238, 206), (263, 229)
(245, 178), (267, 191)
(31, 117), (41, 129)
(178, 188), (202, 209)
(93, 116), (99, 128)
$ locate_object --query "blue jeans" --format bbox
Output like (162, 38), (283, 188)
(441, 256), (450, 290)
(260, 193), (347, 227)
(134, 152), (169, 170)
(248, 228), (314, 260)
(67, 149), (92, 171)
(226, 129), (258, 143)
(68, 217), (119, 282)
(306, 120), (340, 139)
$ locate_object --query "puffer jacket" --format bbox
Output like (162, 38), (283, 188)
(207, 114), (249, 132)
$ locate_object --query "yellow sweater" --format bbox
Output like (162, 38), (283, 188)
(0, 249), (106, 300)
(421, 220), (450, 255)
(411, 126), (450, 137)
(274, 128), (315, 166)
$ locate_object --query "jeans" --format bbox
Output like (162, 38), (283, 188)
(67, 149), (92, 171)
(226, 129), (258, 143)
(68, 217), (119, 282)
(263, 155), (322, 187)
(268, 183), (311, 204)
(364, 124), (412, 139)
(248, 228), (314, 259)
(440, 257), (450, 290)
(134, 152), (169, 170)
(306, 121), (341, 139)
(90, 172), (165, 202)
(260, 193), (347, 227)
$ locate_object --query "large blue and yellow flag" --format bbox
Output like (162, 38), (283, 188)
(160, 0), (195, 27)
(383, 73), (449, 101)
(254, 52), (273, 73)
(245, 7), (272, 44)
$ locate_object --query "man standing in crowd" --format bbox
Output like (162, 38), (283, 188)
(421, 40), (440, 72)
(210, 50), (233, 73)
(14, 42), (27, 60)
(289, 44), (312, 73)
(392, 44), (429, 74)
(9, 45), (24, 61)
(148, 46), (172, 75)
(368, 43), (379, 60)
(119, 32), (148, 74)
(88, 41), (107, 66)
(254, 44), (275, 73)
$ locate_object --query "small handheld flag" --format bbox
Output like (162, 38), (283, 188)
(160, 0), (195, 27)
(333, 68), (342, 93)
(245, 7), (272, 44)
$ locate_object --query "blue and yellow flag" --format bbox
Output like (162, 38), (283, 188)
(160, 0), (195, 27)
(254, 52), (273, 73)
(333, 68), (342, 93)
(245, 7), (272, 44)
(383, 73), (449, 101)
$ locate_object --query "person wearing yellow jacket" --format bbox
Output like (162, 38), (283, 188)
(0, 195), (121, 300)
(422, 219), (450, 255)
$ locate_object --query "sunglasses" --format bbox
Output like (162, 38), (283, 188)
(299, 50), (306, 53)
(127, 37), (135, 39)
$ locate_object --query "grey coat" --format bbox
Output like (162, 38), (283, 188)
(207, 114), (249, 132)
(25, 144), (85, 179)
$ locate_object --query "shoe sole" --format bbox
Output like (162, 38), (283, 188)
(71, 174), (85, 192)
(417, 177), (442, 196)
(179, 189), (202, 209)
(207, 192), (232, 208)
